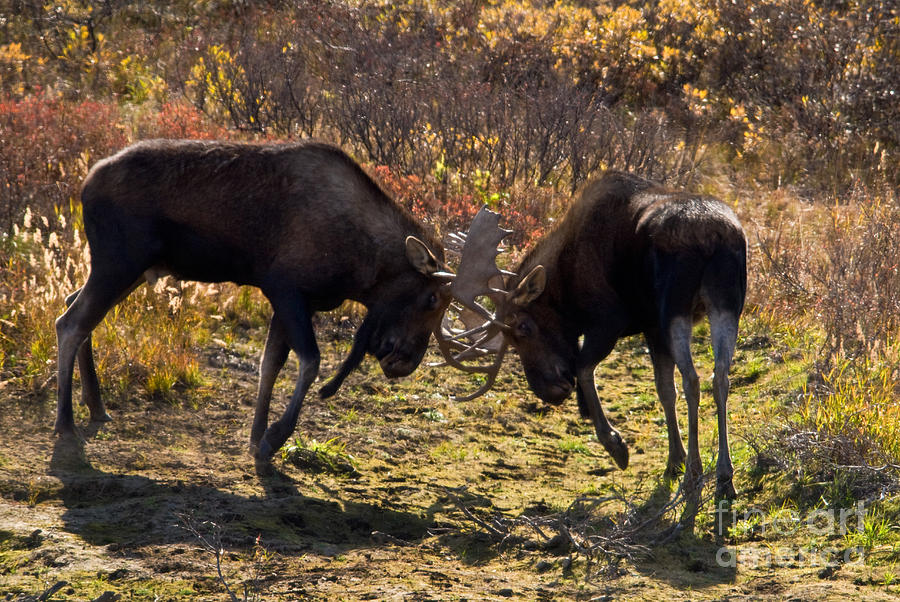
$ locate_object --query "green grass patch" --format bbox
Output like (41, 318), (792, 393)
(281, 437), (360, 477)
(430, 440), (481, 463)
(557, 438), (594, 456)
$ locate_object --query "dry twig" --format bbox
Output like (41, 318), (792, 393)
(441, 475), (716, 581)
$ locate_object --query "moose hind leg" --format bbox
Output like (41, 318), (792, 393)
(56, 271), (141, 436)
(250, 315), (290, 456)
(647, 339), (687, 481)
(708, 308), (739, 500)
(668, 316), (702, 492)
(64, 289), (109, 423)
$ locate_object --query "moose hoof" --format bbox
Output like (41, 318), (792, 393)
(600, 431), (629, 470)
(90, 411), (113, 423)
(319, 380), (339, 399)
(256, 421), (292, 462)
(54, 420), (78, 439)
(254, 455), (275, 476)
(663, 460), (686, 482)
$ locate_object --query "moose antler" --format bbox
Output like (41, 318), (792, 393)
(434, 206), (514, 400)
(449, 207), (515, 325)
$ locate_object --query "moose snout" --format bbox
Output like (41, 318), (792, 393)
(379, 352), (418, 378)
(532, 365), (574, 405)
(374, 336), (399, 361)
(540, 382), (573, 405)
(556, 365), (574, 385)
(375, 337), (420, 378)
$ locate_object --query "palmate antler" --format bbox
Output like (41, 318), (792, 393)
(448, 207), (515, 322)
(433, 207), (514, 401)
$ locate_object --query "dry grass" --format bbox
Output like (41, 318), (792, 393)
(740, 180), (900, 502)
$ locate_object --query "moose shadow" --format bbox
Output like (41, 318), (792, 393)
(49, 436), (442, 557)
(417, 475), (738, 587)
(626, 479), (738, 588)
(49, 436), (736, 590)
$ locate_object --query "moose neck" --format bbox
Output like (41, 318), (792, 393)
(514, 172), (658, 327)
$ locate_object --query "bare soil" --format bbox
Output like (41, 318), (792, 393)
(1, 323), (894, 600)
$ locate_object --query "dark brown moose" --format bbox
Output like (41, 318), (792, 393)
(55, 139), (454, 464)
(438, 171), (747, 502)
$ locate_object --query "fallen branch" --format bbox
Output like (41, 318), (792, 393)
(441, 470), (717, 582)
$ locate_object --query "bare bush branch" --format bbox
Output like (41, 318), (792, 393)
(442, 474), (716, 581)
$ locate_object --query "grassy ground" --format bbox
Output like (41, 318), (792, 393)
(1, 310), (898, 601)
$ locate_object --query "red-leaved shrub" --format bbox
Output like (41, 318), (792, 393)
(0, 92), (127, 234)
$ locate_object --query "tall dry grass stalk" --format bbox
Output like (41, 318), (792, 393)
(0, 208), (87, 391)
(755, 184), (899, 362)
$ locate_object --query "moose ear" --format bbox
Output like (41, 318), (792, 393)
(405, 236), (441, 276)
(510, 265), (546, 307)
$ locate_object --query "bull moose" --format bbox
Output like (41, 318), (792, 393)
(438, 171), (747, 501)
(55, 139), (457, 464)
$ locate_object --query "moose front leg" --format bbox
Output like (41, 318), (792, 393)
(319, 314), (375, 399)
(577, 333), (628, 470)
(577, 367), (629, 470)
(255, 293), (320, 463)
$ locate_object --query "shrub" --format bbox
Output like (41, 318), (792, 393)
(0, 93), (127, 235)
(752, 184), (900, 498)
(6, 1), (897, 194)
(135, 99), (227, 140)
(182, 1), (701, 193)
(758, 185), (900, 362)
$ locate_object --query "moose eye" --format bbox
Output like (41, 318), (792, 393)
(516, 319), (533, 337)
(426, 292), (440, 310)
